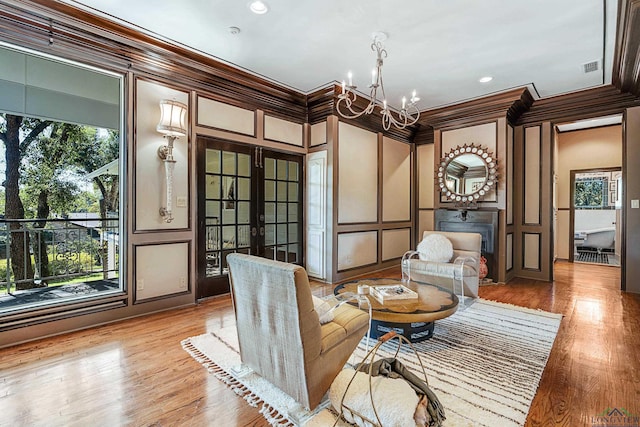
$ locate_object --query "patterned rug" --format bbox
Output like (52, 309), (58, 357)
(182, 299), (562, 426)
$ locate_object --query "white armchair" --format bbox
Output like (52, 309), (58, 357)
(402, 231), (482, 300)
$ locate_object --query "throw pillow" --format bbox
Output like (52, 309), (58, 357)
(417, 234), (453, 263)
(312, 295), (334, 324)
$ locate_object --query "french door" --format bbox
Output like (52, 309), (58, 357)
(197, 136), (303, 298)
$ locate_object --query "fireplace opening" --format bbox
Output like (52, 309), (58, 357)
(435, 209), (499, 281)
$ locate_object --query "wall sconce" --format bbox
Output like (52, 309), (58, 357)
(156, 99), (188, 223)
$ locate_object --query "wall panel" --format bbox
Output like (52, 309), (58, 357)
(507, 125), (514, 225)
(523, 233), (541, 270)
(264, 115), (303, 146)
(382, 228), (411, 261)
(382, 137), (411, 222)
(337, 231), (378, 271)
(557, 210), (571, 259)
(417, 144), (434, 209)
(418, 210), (434, 237)
(524, 126), (541, 225)
(197, 96), (255, 136)
(442, 122), (497, 152)
(310, 121), (327, 147)
(135, 242), (189, 301)
(338, 123), (378, 223)
(506, 233), (513, 271)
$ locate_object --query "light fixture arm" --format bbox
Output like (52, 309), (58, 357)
(158, 135), (177, 223)
(336, 38), (420, 131)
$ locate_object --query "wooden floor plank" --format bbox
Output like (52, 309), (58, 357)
(0, 261), (638, 426)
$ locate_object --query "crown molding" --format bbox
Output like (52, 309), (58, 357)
(412, 124), (434, 145)
(416, 87), (534, 130)
(307, 86), (336, 125)
(517, 85), (640, 125)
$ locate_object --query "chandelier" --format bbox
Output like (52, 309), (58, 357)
(336, 34), (420, 131)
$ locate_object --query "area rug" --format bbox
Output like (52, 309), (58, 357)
(181, 299), (562, 426)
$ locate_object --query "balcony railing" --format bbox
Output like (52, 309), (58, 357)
(0, 217), (119, 297)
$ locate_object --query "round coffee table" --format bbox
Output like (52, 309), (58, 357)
(334, 278), (459, 342)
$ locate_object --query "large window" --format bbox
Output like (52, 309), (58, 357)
(0, 44), (123, 313)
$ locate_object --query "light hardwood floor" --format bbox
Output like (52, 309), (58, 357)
(0, 261), (638, 426)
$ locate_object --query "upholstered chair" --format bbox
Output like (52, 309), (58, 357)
(227, 253), (370, 410)
(403, 231), (482, 299)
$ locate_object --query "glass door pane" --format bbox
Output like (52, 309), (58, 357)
(262, 155), (302, 264)
(198, 137), (254, 298)
(198, 137), (303, 299)
(204, 150), (252, 278)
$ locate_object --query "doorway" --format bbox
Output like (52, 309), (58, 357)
(570, 168), (621, 266)
(196, 136), (303, 298)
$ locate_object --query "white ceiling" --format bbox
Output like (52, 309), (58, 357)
(556, 114), (622, 132)
(61, 0), (618, 111)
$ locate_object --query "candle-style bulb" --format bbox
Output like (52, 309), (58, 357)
(371, 69), (376, 85)
(342, 81), (346, 94)
(402, 96), (406, 109)
(348, 71), (353, 87)
(383, 99), (387, 110)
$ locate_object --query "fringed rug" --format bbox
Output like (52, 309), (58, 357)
(181, 299), (562, 427)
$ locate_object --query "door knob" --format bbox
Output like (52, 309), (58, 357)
(259, 227), (265, 236)
(251, 227), (257, 237)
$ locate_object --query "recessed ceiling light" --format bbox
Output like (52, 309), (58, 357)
(248, 0), (269, 14)
(479, 76), (493, 83)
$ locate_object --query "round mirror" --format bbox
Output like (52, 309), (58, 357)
(437, 143), (498, 204)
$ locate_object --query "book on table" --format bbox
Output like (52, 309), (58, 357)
(370, 284), (418, 303)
